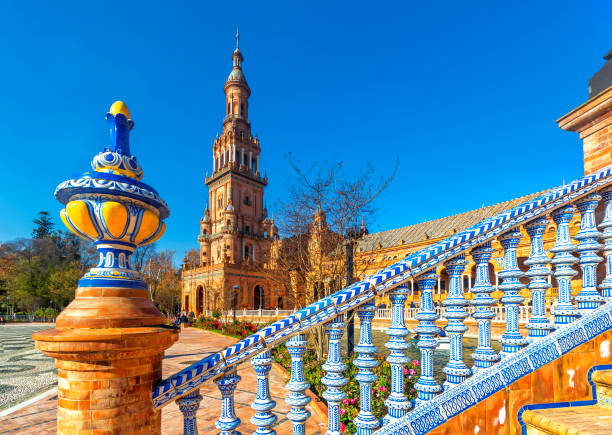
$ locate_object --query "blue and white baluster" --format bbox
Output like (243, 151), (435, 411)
(177, 389), (203, 435)
(414, 271), (442, 403)
(525, 217), (554, 339)
(470, 243), (500, 372)
(498, 230), (526, 355)
(215, 368), (242, 435)
(599, 188), (612, 301)
(383, 285), (411, 425)
(442, 255), (471, 388)
(551, 205), (579, 325)
(575, 193), (604, 312)
(285, 334), (311, 435)
(251, 351), (277, 434)
(322, 314), (347, 435)
(354, 301), (380, 434)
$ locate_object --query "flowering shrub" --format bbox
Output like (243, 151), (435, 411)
(272, 343), (419, 434)
(193, 317), (258, 338)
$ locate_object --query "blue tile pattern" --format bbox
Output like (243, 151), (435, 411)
(354, 301), (380, 434)
(250, 351), (277, 434)
(575, 193), (604, 312)
(599, 187), (612, 300)
(551, 205), (579, 325)
(524, 217), (554, 338)
(383, 286), (412, 426)
(374, 302), (612, 435)
(285, 334), (311, 435)
(469, 243), (500, 372)
(177, 389), (203, 435)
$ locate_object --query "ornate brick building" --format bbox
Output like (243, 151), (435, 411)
(181, 33), (283, 314)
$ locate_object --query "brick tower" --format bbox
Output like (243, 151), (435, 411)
(182, 31), (281, 314)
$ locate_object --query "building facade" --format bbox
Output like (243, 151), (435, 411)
(181, 34), (284, 315)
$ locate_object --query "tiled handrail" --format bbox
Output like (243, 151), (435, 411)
(154, 168), (612, 435)
(375, 301), (612, 435)
(153, 166), (612, 410)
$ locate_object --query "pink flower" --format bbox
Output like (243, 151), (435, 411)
(409, 369), (416, 376)
(278, 353), (283, 358)
(378, 386), (387, 392)
(340, 408), (346, 415)
(340, 423), (346, 432)
(413, 359), (420, 366)
(403, 368), (408, 375)
(342, 398), (349, 405)
(350, 398), (356, 405)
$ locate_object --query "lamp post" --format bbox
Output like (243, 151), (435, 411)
(233, 284), (238, 323)
(344, 220), (368, 356)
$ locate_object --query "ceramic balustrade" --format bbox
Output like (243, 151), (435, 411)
(159, 170), (612, 435)
(575, 193), (604, 312)
(498, 230), (527, 355)
(441, 255), (472, 388)
(525, 217), (554, 338)
(383, 285), (412, 425)
(322, 314), (348, 435)
(414, 271), (442, 403)
(251, 351), (277, 434)
(551, 205), (579, 325)
(354, 301), (380, 434)
(470, 242), (500, 372)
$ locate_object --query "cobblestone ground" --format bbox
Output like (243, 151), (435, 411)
(0, 324), (56, 412)
(0, 327), (326, 434)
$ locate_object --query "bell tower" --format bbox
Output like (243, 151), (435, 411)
(200, 30), (276, 268)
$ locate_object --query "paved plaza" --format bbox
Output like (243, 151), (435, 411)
(0, 327), (326, 434)
(0, 324), (57, 412)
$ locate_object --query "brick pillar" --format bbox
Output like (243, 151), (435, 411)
(33, 101), (179, 434)
(33, 287), (178, 434)
(558, 82), (612, 175)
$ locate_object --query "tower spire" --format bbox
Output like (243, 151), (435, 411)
(236, 26), (240, 50)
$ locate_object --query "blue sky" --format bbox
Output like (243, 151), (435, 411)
(0, 1), (610, 262)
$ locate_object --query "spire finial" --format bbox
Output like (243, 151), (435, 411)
(236, 26), (240, 50)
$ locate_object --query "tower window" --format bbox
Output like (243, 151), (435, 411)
(227, 102), (230, 114)
(245, 225), (250, 233)
(244, 196), (251, 206)
(240, 103), (245, 116)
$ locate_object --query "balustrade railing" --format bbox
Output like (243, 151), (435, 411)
(153, 166), (612, 434)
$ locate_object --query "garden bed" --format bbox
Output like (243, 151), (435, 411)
(191, 317), (419, 434)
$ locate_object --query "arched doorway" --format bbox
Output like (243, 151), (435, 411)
(184, 295), (189, 313)
(196, 286), (204, 315)
(254, 285), (264, 309)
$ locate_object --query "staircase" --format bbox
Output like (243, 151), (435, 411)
(151, 165), (612, 435)
(521, 367), (612, 435)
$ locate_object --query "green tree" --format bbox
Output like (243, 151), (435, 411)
(32, 211), (55, 240)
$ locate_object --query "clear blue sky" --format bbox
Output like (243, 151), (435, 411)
(0, 1), (610, 262)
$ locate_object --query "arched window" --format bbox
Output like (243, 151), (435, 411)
(240, 103), (245, 116)
(244, 244), (250, 258)
(254, 285), (264, 309)
(227, 102), (230, 114)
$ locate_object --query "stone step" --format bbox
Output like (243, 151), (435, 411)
(592, 370), (612, 408)
(523, 405), (612, 434)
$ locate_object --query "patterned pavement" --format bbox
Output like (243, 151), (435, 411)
(0, 327), (326, 434)
(0, 324), (57, 412)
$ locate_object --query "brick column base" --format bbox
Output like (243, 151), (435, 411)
(33, 286), (179, 434)
(34, 327), (178, 434)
